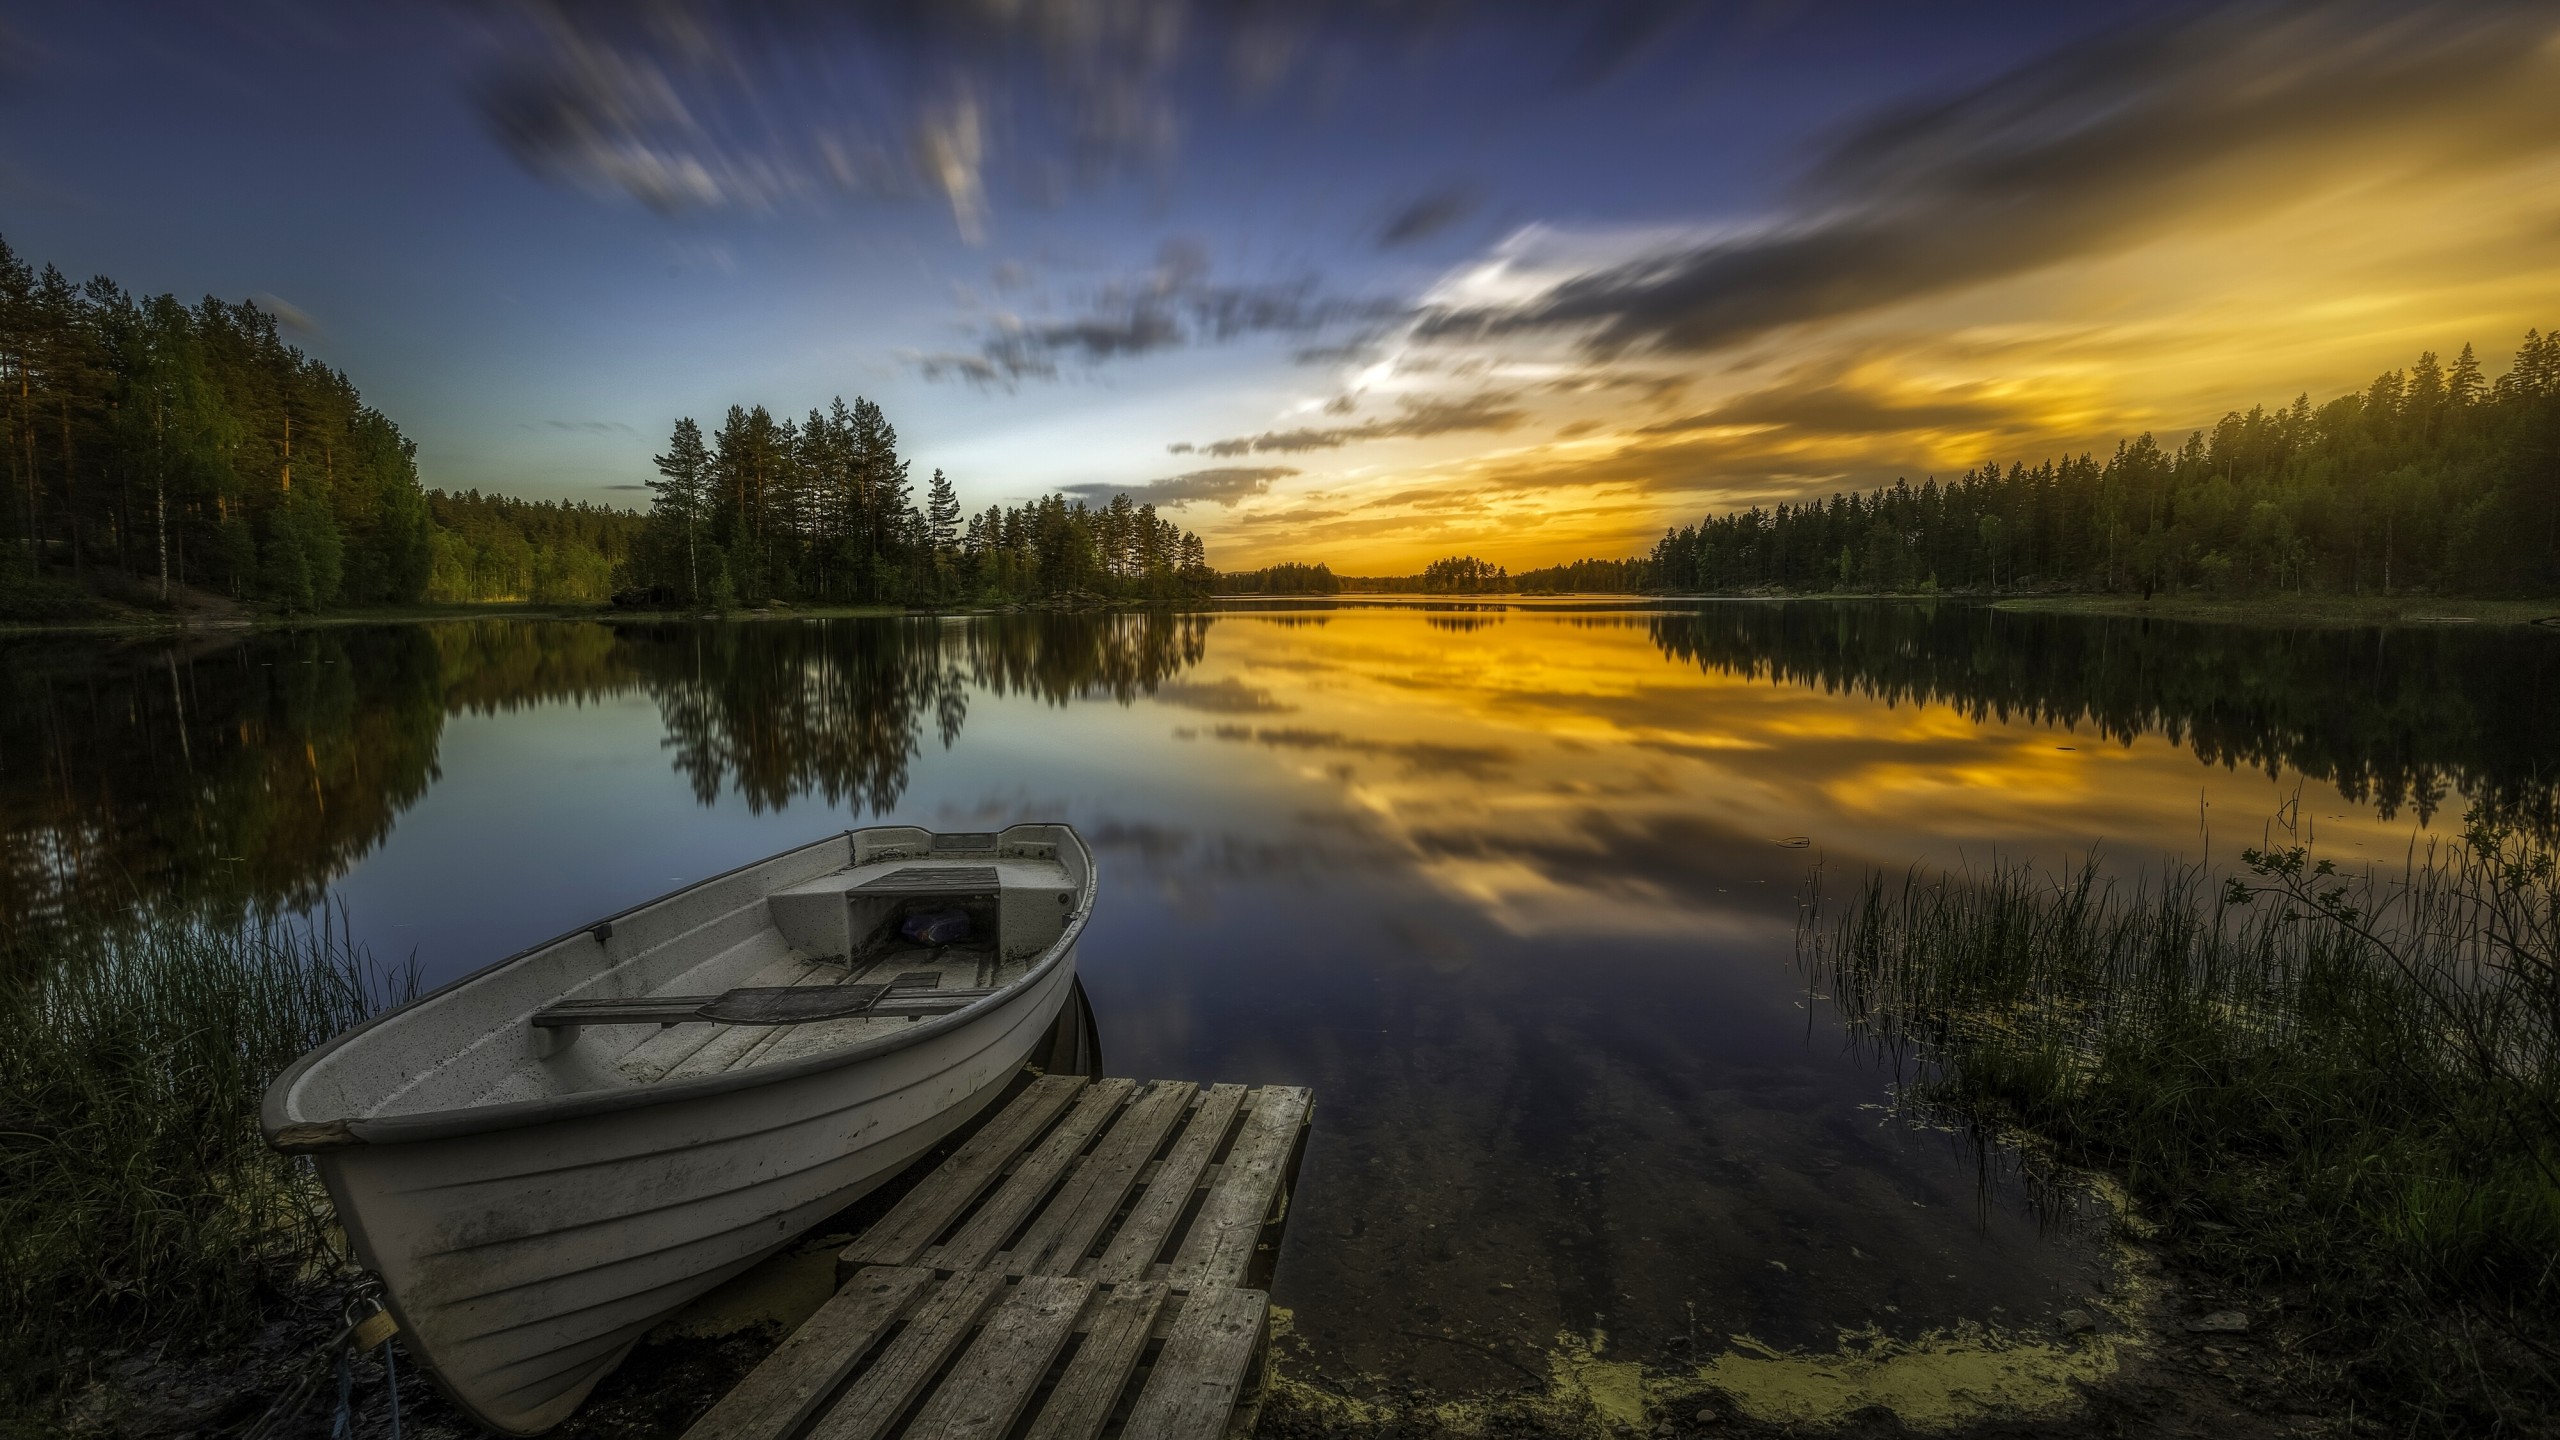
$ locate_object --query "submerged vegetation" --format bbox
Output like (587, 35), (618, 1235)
(1811, 817), (2560, 1431)
(0, 914), (410, 1405)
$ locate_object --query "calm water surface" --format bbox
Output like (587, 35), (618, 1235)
(6, 602), (2556, 1396)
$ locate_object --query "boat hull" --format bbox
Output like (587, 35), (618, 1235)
(318, 952), (1076, 1435)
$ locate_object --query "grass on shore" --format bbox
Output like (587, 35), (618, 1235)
(0, 913), (412, 1409)
(1808, 815), (2560, 1433)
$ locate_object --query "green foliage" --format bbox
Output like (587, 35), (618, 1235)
(423, 490), (645, 605)
(629, 399), (1215, 606)
(0, 235), (434, 609)
(0, 914), (413, 1405)
(1813, 817), (2560, 1430)
(1656, 332), (2560, 597)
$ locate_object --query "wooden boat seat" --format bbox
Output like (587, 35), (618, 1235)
(535, 973), (988, 1029)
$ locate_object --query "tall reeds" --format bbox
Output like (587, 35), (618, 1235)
(1808, 813), (2560, 1430)
(0, 913), (412, 1402)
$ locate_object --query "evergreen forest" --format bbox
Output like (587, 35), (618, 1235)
(634, 403), (1214, 607)
(1215, 562), (1342, 594)
(1651, 332), (2560, 597)
(0, 238), (432, 615)
(425, 491), (646, 606)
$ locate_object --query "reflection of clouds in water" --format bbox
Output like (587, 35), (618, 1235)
(1157, 606), (2525, 943)
(1143, 677), (1295, 714)
(1206, 723), (1517, 779)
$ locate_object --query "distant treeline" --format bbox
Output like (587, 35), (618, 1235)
(0, 236), (431, 612)
(426, 491), (646, 605)
(634, 402), (1212, 607)
(1215, 561), (1342, 594)
(1651, 332), (2560, 597)
(1225, 554), (1647, 594)
(0, 235), (1213, 619)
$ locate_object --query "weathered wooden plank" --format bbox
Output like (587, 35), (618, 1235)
(1089, 1084), (1248, 1284)
(1019, 1282), (1169, 1440)
(802, 1269), (1009, 1440)
(933, 1079), (1136, 1272)
(857, 865), (1001, 893)
(1009, 1081), (1198, 1276)
(677, 1266), (932, 1440)
(899, 1276), (1093, 1440)
(641, 955), (830, 1083)
(1117, 1286), (1270, 1440)
(840, 1076), (1088, 1269)
(1167, 1088), (1311, 1291)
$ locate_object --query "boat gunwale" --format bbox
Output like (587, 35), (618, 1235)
(259, 824), (1094, 1150)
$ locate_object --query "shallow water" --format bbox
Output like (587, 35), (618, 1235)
(6, 601), (2555, 1404)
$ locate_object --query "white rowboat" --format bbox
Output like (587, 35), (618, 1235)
(262, 823), (1094, 1435)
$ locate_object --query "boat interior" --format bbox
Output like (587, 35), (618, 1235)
(286, 826), (1088, 1125)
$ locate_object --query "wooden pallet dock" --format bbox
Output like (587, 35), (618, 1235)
(683, 1075), (1314, 1440)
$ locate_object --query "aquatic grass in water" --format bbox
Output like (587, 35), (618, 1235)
(0, 913), (412, 1402)
(1808, 815), (2560, 1431)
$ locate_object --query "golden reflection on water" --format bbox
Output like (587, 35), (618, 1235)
(1154, 609), (2432, 944)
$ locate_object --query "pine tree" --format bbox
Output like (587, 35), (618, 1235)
(2449, 344), (2485, 408)
(926, 468), (960, 552)
(651, 417), (710, 605)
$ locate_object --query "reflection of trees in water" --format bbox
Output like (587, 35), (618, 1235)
(1649, 603), (2560, 834)
(0, 629), (450, 966)
(629, 612), (1215, 812)
(958, 612), (1212, 706)
(636, 622), (956, 814)
(0, 613), (1215, 956)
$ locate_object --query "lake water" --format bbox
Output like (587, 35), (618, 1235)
(7, 601), (2556, 1407)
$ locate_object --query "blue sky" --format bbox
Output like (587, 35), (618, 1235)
(7, 1), (2555, 569)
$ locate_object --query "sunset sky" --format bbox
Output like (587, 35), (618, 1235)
(9, 0), (2559, 572)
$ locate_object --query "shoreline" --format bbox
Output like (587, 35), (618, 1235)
(0, 598), (1184, 638)
(9, 589), (2559, 639)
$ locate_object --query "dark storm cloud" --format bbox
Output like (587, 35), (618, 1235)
(1063, 465), (1296, 509)
(1416, 0), (2560, 356)
(1378, 185), (1482, 248)
(1188, 393), (1526, 458)
(461, 1), (1702, 234)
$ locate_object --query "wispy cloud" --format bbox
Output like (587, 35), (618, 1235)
(1179, 393), (1527, 457)
(1414, 1), (2560, 356)
(522, 419), (638, 435)
(464, 2), (1695, 239)
(917, 241), (1396, 384)
(1379, 185), (1482, 248)
(1064, 466), (1298, 509)
(250, 293), (322, 338)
